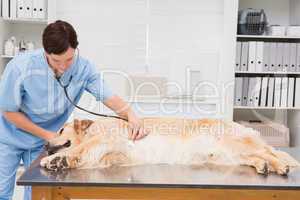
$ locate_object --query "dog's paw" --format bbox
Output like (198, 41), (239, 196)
(40, 155), (69, 171)
(277, 165), (290, 176)
(257, 162), (269, 176)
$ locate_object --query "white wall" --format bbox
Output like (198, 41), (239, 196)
(56, 0), (236, 119)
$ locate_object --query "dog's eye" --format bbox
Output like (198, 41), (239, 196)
(59, 128), (64, 135)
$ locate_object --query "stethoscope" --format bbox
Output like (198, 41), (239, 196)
(54, 49), (127, 122)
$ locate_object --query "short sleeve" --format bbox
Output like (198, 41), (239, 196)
(0, 62), (24, 112)
(84, 62), (114, 102)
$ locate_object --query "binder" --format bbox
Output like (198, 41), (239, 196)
(247, 77), (261, 107)
(242, 77), (249, 106)
(10, 0), (17, 19)
(295, 78), (300, 108)
(248, 41), (256, 72)
(282, 43), (290, 72)
(2, 0), (9, 18)
(288, 77), (295, 107)
(240, 42), (249, 71)
(24, 0), (32, 18)
(297, 43), (300, 72)
(256, 42), (264, 72)
(234, 77), (243, 106)
(267, 77), (275, 107)
(281, 77), (288, 107)
(260, 77), (269, 107)
(17, 0), (26, 18)
(274, 77), (282, 107)
(269, 43), (277, 72)
(37, 0), (46, 19)
(235, 42), (242, 72)
(275, 43), (284, 72)
(289, 43), (297, 72)
(32, 0), (38, 18)
(262, 42), (270, 72)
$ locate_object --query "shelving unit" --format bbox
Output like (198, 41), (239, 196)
(234, 0), (300, 147)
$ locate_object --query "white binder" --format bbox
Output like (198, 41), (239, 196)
(297, 43), (300, 72)
(276, 43), (284, 72)
(242, 77), (249, 106)
(295, 78), (300, 108)
(10, 0), (17, 19)
(248, 41), (256, 72)
(269, 43), (277, 72)
(247, 77), (261, 107)
(235, 42), (242, 72)
(274, 77), (282, 107)
(255, 42), (264, 72)
(260, 77), (269, 107)
(263, 42), (270, 72)
(37, 0), (46, 19)
(267, 77), (275, 107)
(289, 43), (297, 72)
(241, 42), (249, 71)
(23, 0), (32, 18)
(288, 77), (295, 107)
(281, 77), (288, 107)
(32, 0), (38, 18)
(17, 0), (26, 18)
(234, 77), (243, 106)
(282, 43), (290, 72)
(253, 77), (261, 107)
(2, 0), (9, 18)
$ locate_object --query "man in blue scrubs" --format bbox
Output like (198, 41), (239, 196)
(0, 20), (147, 200)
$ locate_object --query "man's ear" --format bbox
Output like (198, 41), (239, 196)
(74, 119), (94, 134)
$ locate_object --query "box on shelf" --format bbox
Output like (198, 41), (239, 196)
(238, 121), (290, 147)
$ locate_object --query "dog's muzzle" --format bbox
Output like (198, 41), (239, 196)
(45, 140), (71, 155)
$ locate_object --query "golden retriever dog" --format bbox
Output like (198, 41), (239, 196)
(40, 117), (300, 176)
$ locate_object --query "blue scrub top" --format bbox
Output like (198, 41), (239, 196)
(0, 49), (114, 149)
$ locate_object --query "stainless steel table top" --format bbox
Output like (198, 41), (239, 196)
(17, 147), (300, 189)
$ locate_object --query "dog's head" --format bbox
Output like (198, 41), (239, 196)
(45, 119), (94, 155)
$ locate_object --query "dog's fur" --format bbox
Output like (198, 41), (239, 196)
(40, 117), (300, 176)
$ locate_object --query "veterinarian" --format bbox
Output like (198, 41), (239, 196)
(0, 20), (147, 200)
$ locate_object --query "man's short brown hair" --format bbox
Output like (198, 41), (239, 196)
(42, 20), (79, 54)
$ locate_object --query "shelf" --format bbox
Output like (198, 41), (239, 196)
(1, 55), (14, 58)
(235, 71), (300, 75)
(237, 35), (300, 39)
(234, 106), (300, 110)
(2, 17), (48, 25)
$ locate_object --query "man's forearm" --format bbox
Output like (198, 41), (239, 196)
(3, 111), (54, 141)
(103, 95), (136, 120)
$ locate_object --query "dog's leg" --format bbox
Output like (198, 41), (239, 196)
(241, 155), (270, 175)
(40, 152), (80, 171)
(99, 152), (130, 167)
(258, 153), (290, 176)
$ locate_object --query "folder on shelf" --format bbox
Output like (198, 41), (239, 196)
(275, 43), (284, 72)
(234, 77), (243, 106)
(37, 0), (46, 19)
(247, 77), (261, 107)
(289, 43), (297, 72)
(267, 77), (275, 107)
(23, 0), (32, 18)
(274, 77), (282, 107)
(2, 0), (9, 18)
(260, 77), (269, 107)
(235, 42), (242, 72)
(269, 43), (277, 72)
(17, 0), (26, 18)
(256, 42), (264, 72)
(281, 77), (288, 107)
(295, 78), (300, 108)
(10, 0), (17, 19)
(248, 41), (256, 72)
(282, 43), (290, 72)
(32, 0), (38, 18)
(263, 42), (270, 72)
(242, 77), (249, 106)
(288, 77), (295, 107)
(297, 43), (300, 72)
(241, 42), (249, 71)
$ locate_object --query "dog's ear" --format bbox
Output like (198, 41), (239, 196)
(74, 119), (93, 135)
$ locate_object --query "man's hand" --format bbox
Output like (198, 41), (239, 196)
(127, 115), (149, 141)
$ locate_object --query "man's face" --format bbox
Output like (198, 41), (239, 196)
(46, 47), (76, 76)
